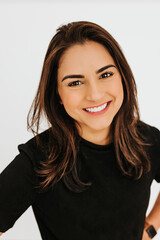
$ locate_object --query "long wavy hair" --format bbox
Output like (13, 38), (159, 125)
(27, 21), (152, 193)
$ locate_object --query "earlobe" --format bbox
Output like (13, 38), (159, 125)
(58, 96), (63, 105)
(56, 88), (63, 104)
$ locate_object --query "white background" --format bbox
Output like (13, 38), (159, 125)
(0, 0), (160, 239)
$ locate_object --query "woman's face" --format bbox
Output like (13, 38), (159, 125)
(57, 41), (124, 141)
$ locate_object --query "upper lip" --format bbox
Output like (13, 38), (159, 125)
(83, 101), (111, 109)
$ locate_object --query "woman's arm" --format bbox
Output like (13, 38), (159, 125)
(146, 191), (160, 231)
(0, 144), (37, 234)
(142, 191), (160, 240)
(0, 232), (3, 236)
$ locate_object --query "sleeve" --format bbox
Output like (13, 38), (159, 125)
(151, 126), (160, 183)
(0, 144), (38, 233)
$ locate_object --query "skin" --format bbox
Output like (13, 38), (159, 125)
(57, 40), (160, 238)
(142, 192), (160, 240)
(57, 40), (124, 145)
(0, 42), (159, 239)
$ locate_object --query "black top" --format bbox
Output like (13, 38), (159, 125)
(0, 123), (160, 240)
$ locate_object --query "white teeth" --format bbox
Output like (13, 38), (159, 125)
(85, 102), (108, 112)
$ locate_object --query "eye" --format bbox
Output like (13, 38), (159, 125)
(99, 72), (113, 79)
(68, 80), (83, 87)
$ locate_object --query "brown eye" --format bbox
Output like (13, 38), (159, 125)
(100, 72), (113, 79)
(68, 80), (83, 87)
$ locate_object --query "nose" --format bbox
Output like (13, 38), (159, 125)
(85, 81), (104, 101)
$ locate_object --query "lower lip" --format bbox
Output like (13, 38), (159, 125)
(83, 101), (111, 116)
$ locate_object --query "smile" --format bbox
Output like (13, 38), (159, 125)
(83, 101), (111, 112)
(83, 101), (111, 115)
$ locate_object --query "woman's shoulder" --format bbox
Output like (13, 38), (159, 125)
(17, 128), (51, 164)
(137, 120), (160, 145)
(25, 127), (51, 148)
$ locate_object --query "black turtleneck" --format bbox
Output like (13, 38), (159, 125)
(0, 123), (160, 240)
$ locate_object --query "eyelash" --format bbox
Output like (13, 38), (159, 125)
(68, 72), (114, 87)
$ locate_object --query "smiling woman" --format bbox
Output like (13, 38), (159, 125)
(0, 21), (160, 240)
(57, 41), (124, 144)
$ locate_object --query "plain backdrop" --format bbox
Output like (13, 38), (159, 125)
(0, 0), (160, 239)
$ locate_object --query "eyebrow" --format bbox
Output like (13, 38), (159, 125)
(61, 64), (116, 82)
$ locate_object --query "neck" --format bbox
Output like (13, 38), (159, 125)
(77, 126), (113, 146)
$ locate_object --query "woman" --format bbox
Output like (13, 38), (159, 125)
(0, 21), (160, 240)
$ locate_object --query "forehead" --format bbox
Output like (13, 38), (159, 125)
(58, 41), (115, 72)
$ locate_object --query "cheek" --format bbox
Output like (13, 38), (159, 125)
(117, 81), (124, 100)
(59, 89), (83, 110)
(108, 79), (124, 99)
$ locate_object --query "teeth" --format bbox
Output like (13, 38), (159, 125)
(85, 102), (108, 112)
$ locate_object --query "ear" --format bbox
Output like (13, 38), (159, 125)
(56, 88), (63, 104)
(58, 96), (63, 105)
(59, 99), (63, 105)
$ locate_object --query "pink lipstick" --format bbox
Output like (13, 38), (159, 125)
(83, 101), (111, 116)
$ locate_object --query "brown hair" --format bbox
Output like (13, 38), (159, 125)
(27, 21), (151, 193)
